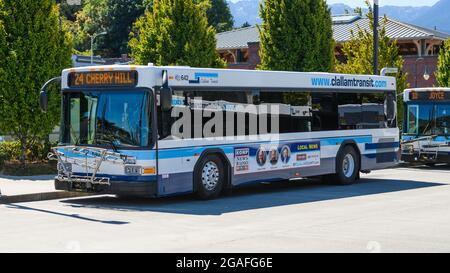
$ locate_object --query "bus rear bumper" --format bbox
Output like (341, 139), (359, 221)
(54, 178), (157, 198)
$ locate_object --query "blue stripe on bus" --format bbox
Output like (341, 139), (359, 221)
(364, 151), (398, 163)
(72, 173), (157, 182)
(194, 73), (219, 78)
(55, 150), (157, 161)
(402, 136), (450, 142)
(320, 136), (372, 146)
(59, 135), (376, 160)
(365, 142), (399, 150)
(120, 150), (156, 160)
(157, 146), (234, 159)
(157, 136), (373, 159)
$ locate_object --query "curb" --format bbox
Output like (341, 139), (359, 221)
(0, 191), (94, 204)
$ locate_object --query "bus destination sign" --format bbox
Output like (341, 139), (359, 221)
(409, 90), (450, 101)
(68, 70), (138, 88)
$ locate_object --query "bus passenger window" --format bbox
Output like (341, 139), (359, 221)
(338, 93), (361, 130)
(361, 93), (386, 129)
(259, 91), (312, 134)
(311, 93), (338, 131)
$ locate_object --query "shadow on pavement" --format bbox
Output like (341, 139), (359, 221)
(4, 203), (129, 225)
(0, 174), (55, 181)
(402, 164), (450, 171)
(60, 177), (446, 216)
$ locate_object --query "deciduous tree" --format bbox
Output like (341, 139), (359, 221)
(129, 0), (224, 67)
(335, 1), (408, 123)
(436, 39), (450, 87)
(73, 0), (146, 57)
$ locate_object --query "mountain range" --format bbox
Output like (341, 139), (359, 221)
(227, 0), (450, 34)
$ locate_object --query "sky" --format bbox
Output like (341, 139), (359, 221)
(325, 0), (440, 7)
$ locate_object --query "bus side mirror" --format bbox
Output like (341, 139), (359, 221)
(385, 92), (397, 126)
(160, 86), (172, 111)
(160, 70), (172, 111)
(39, 91), (48, 113)
(39, 76), (61, 113)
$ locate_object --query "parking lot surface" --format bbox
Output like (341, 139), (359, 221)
(1, 166), (450, 252)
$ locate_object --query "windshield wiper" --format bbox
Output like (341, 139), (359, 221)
(96, 134), (119, 152)
(419, 107), (435, 137)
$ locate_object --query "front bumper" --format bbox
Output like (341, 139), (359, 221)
(401, 152), (450, 164)
(55, 178), (157, 197)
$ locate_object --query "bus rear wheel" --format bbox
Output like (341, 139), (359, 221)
(334, 145), (360, 185)
(194, 154), (226, 200)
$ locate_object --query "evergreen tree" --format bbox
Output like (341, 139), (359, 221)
(258, 0), (334, 72)
(206, 0), (234, 33)
(335, 1), (407, 123)
(0, 0), (73, 163)
(0, 1), (6, 91)
(241, 21), (251, 28)
(354, 7), (363, 16)
(72, 0), (107, 54)
(436, 39), (450, 87)
(129, 0), (224, 68)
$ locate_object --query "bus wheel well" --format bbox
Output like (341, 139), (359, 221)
(194, 149), (232, 192)
(338, 141), (361, 173)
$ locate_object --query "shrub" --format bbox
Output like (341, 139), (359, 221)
(0, 140), (55, 166)
(0, 141), (21, 165)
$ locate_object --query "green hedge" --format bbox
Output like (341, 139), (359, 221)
(0, 141), (55, 166)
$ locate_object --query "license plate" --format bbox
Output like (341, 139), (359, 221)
(125, 165), (142, 175)
(72, 181), (86, 191)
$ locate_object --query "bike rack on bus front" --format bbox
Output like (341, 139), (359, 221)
(48, 146), (133, 191)
(401, 135), (448, 162)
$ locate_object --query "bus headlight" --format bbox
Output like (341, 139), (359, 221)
(58, 162), (72, 172)
(123, 156), (137, 165)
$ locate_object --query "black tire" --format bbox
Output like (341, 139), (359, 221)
(194, 154), (226, 200)
(333, 145), (360, 185)
(425, 163), (436, 167)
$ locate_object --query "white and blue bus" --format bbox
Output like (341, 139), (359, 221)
(402, 88), (450, 165)
(39, 65), (399, 199)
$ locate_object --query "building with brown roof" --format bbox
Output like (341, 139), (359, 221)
(216, 15), (450, 88)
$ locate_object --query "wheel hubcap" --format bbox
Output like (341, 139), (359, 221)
(342, 154), (355, 178)
(201, 161), (219, 191)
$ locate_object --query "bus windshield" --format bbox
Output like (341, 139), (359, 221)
(60, 90), (152, 148)
(406, 103), (450, 136)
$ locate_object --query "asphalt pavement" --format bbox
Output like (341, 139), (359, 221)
(1, 166), (450, 252)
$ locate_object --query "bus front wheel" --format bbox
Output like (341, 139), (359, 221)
(194, 154), (226, 200)
(334, 145), (360, 185)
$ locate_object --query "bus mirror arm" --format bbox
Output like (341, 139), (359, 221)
(39, 76), (61, 113)
(160, 70), (172, 111)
